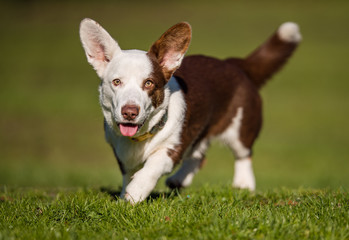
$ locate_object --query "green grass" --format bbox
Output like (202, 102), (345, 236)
(1, 186), (348, 239)
(0, 0), (349, 239)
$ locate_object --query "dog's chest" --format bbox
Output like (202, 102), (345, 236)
(112, 138), (147, 171)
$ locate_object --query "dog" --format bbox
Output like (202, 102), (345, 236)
(79, 19), (301, 203)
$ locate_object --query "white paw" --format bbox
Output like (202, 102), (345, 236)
(232, 158), (256, 191)
(124, 178), (151, 204)
(124, 192), (143, 205)
(278, 22), (302, 43)
(233, 176), (256, 191)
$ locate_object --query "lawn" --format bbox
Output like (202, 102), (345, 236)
(1, 187), (348, 239)
(0, 0), (348, 239)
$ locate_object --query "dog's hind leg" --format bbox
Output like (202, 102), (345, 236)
(219, 107), (260, 191)
(166, 140), (209, 189)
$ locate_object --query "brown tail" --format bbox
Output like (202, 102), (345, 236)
(241, 22), (302, 89)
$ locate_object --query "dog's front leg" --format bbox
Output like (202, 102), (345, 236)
(124, 149), (173, 204)
(120, 172), (133, 198)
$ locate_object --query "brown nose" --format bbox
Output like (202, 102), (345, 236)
(121, 105), (139, 121)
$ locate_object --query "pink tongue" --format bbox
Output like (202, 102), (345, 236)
(119, 124), (138, 137)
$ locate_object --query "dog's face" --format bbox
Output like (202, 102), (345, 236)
(98, 50), (165, 137)
(80, 19), (191, 137)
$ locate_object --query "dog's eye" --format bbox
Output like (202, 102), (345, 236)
(112, 79), (122, 86)
(144, 80), (153, 89)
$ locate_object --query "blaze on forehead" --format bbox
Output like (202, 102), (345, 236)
(108, 50), (153, 79)
(146, 53), (167, 108)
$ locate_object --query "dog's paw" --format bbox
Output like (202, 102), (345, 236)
(124, 192), (144, 205)
(232, 177), (256, 191)
(124, 182), (146, 204)
(165, 177), (183, 190)
(232, 158), (256, 191)
(166, 171), (196, 189)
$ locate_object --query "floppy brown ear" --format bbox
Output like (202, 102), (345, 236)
(149, 22), (192, 80)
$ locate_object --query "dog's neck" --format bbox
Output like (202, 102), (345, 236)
(130, 111), (168, 142)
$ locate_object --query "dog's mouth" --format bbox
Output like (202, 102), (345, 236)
(118, 122), (144, 137)
(118, 123), (139, 137)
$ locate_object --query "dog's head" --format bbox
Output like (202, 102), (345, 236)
(79, 19), (191, 137)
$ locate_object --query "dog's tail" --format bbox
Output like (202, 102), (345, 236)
(240, 22), (302, 89)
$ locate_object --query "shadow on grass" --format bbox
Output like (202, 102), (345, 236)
(100, 187), (180, 202)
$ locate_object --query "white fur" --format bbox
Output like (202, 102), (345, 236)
(80, 19), (189, 203)
(278, 22), (302, 43)
(105, 77), (185, 202)
(125, 148), (174, 203)
(218, 107), (255, 190)
(79, 18), (122, 78)
(232, 158), (256, 191)
(100, 50), (156, 133)
(219, 107), (250, 158)
(80, 19), (158, 135)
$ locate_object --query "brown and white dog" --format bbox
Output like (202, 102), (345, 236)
(79, 19), (301, 203)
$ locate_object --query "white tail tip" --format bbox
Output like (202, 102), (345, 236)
(278, 22), (302, 43)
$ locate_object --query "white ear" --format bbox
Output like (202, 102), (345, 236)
(79, 18), (121, 78)
(149, 22), (192, 80)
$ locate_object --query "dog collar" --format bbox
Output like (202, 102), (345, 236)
(130, 111), (168, 142)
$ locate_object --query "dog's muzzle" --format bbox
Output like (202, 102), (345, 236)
(118, 104), (141, 137)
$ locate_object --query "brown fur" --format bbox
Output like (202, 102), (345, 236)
(238, 32), (298, 88)
(167, 29), (299, 166)
(149, 22), (192, 80)
(168, 56), (262, 164)
(145, 54), (168, 108)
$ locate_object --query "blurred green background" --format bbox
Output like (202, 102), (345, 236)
(0, 0), (348, 190)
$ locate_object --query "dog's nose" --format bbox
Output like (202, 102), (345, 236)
(121, 105), (139, 121)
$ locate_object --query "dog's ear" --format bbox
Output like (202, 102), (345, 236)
(149, 22), (192, 80)
(79, 18), (121, 78)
